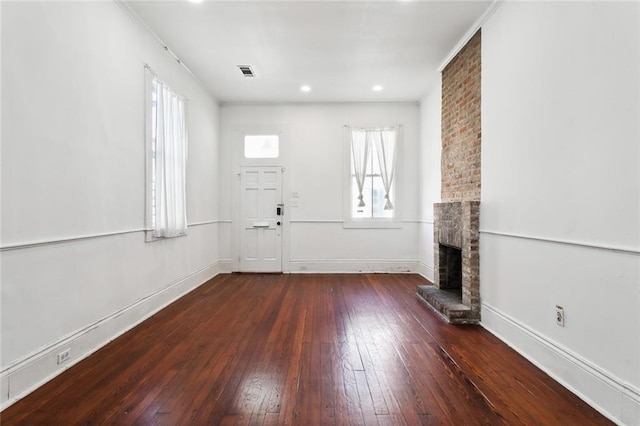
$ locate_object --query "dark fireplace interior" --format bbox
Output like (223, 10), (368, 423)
(439, 244), (462, 299)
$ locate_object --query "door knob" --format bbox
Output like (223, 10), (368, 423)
(277, 221), (281, 226)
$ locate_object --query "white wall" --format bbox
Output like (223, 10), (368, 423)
(480, 2), (640, 424)
(219, 103), (420, 272)
(0, 1), (221, 408)
(418, 79), (442, 281)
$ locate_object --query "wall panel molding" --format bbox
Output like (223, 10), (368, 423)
(0, 229), (146, 252)
(480, 230), (640, 256)
(188, 220), (220, 227)
(1, 221), (221, 252)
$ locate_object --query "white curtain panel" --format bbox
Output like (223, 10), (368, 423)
(350, 129), (370, 207)
(373, 128), (397, 210)
(153, 79), (187, 238)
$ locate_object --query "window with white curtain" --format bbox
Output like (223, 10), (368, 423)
(345, 126), (400, 226)
(146, 68), (187, 239)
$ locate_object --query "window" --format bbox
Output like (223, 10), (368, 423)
(244, 135), (279, 158)
(146, 70), (187, 239)
(350, 145), (393, 219)
(345, 126), (399, 226)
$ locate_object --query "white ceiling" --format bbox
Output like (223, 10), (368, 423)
(125, 0), (492, 103)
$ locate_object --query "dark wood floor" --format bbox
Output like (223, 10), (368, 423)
(2, 273), (610, 425)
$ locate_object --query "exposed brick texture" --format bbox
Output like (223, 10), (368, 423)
(441, 30), (481, 202)
(418, 32), (482, 324)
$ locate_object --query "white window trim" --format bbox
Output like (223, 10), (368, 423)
(144, 67), (157, 242)
(342, 125), (403, 229)
(237, 127), (286, 168)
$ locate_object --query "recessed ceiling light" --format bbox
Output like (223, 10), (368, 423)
(373, 85), (383, 92)
(188, 0), (204, 3)
(300, 85), (311, 92)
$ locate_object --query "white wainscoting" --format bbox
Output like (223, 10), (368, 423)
(482, 302), (640, 426)
(288, 258), (417, 274)
(1, 260), (223, 411)
(288, 220), (419, 273)
(480, 230), (640, 426)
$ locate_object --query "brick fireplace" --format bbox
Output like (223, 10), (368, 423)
(418, 201), (480, 323)
(417, 30), (481, 323)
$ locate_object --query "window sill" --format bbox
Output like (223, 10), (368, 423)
(145, 230), (188, 242)
(342, 220), (402, 229)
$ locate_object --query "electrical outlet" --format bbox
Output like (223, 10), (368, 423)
(57, 348), (71, 364)
(555, 305), (565, 327)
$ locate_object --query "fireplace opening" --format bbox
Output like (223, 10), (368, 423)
(439, 243), (462, 299)
(418, 201), (479, 323)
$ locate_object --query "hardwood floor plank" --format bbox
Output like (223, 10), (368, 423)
(354, 369), (379, 425)
(363, 341), (412, 426)
(1, 273), (612, 425)
(176, 341), (241, 424)
(320, 341), (336, 425)
(356, 340), (389, 416)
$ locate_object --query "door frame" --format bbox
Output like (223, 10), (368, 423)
(231, 124), (290, 273)
(238, 166), (283, 272)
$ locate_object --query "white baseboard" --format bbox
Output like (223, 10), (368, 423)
(416, 261), (434, 282)
(0, 261), (223, 411)
(216, 259), (233, 273)
(288, 259), (417, 274)
(481, 302), (640, 426)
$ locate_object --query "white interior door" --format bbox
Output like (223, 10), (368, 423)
(240, 166), (283, 272)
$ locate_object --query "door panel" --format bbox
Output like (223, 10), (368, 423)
(240, 166), (282, 272)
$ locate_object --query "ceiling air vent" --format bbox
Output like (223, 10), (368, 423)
(237, 65), (255, 78)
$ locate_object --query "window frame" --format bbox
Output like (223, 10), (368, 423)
(342, 125), (402, 229)
(144, 67), (188, 242)
(243, 134), (280, 159)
